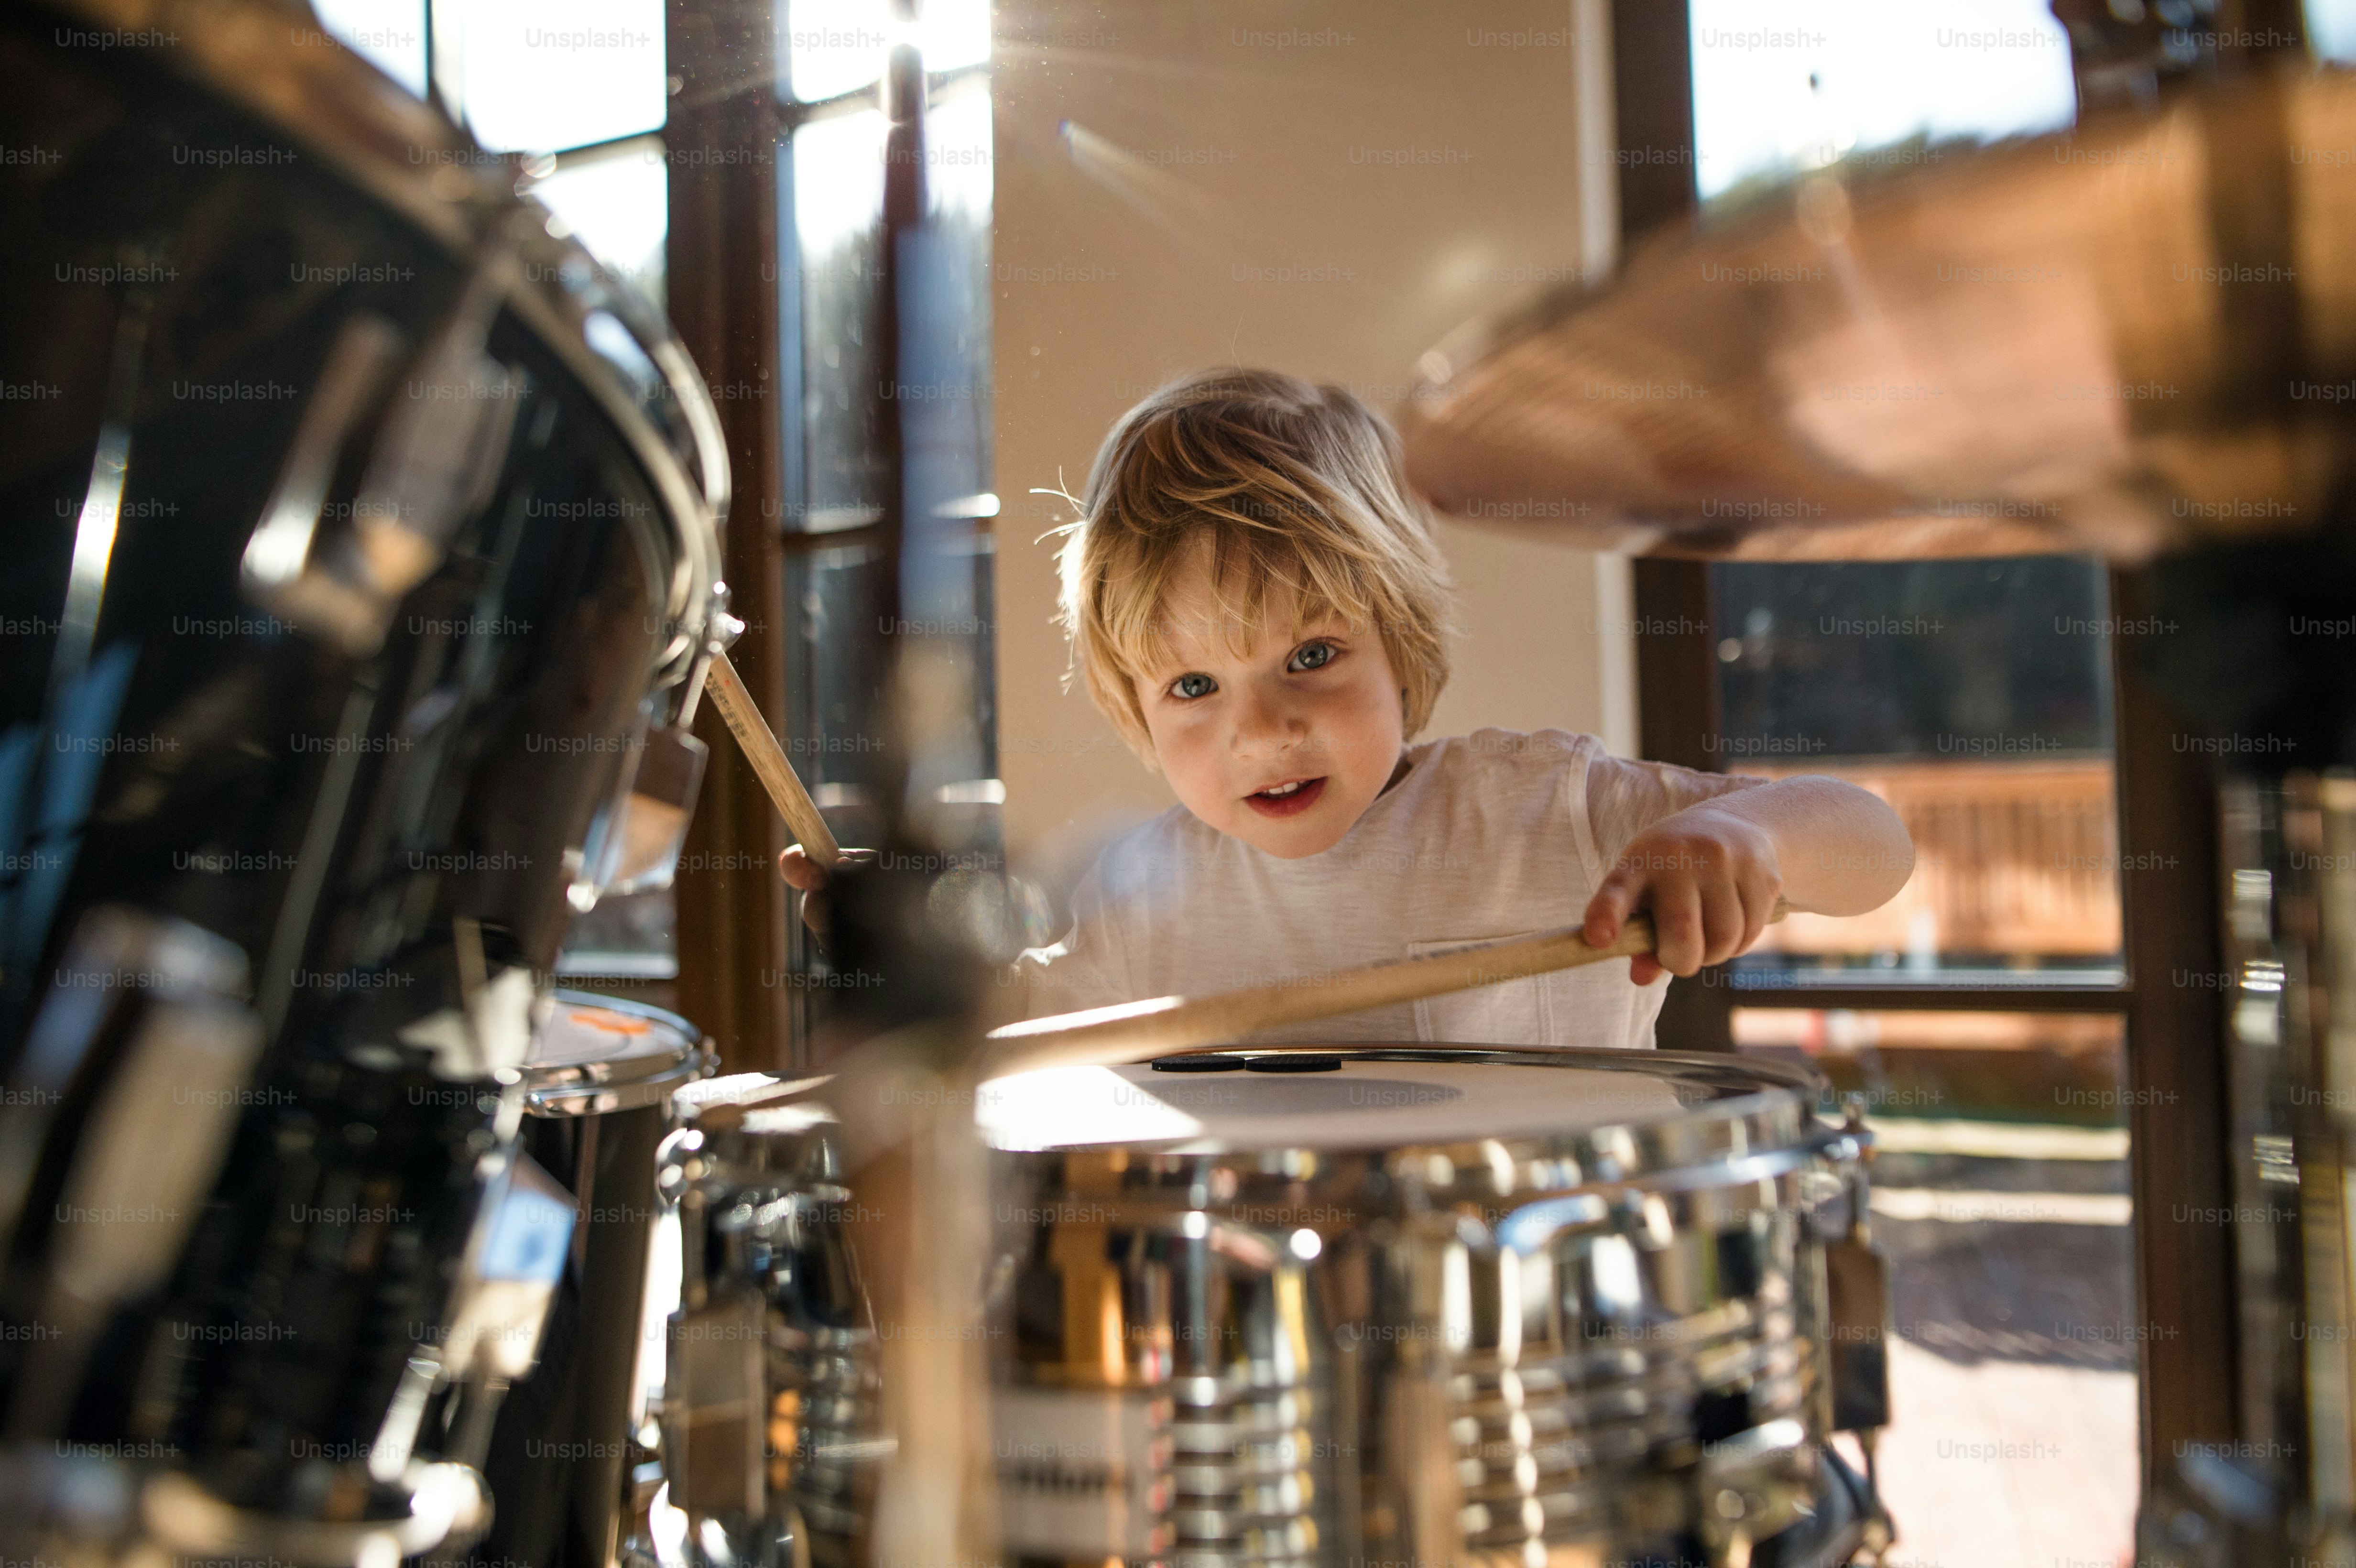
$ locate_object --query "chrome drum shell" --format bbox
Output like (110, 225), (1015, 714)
(980, 1046), (1868, 1568)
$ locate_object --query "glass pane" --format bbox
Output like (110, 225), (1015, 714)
(794, 109), (891, 524)
(556, 888), (677, 980)
(310, 0), (428, 97)
(532, 139), (669, 303)
(779, 67), (999, 810)
(917, 80), (994, 421)
(1710, 555), (2124, 984)
(1734, 1008), (2138, 1564)
(789, 542), (893, 840)
(918, 0), (993, 77)
(777, 60), (1007, 1024)
(1690, 0), (2076, 203)
(894, 80), (997, 802)
(2309, 0), (2356, 63)
(456, 0), (666, 153)
(784, 0), (991, 102)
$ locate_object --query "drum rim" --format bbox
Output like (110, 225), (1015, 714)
(521, 990), (709, 1114)
(982, 1044), (1842, 1188)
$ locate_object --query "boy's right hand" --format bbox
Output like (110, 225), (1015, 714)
(780, 845), (873, 944)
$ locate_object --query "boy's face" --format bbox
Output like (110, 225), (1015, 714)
(1132, 552), (1407, 860)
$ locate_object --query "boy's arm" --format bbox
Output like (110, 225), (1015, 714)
(1685, 775), (1914, 915)
(1582, 773), (1913, 981)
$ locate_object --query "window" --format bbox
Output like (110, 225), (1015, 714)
(2314, 0), (2356, 62)
(557, 0), (1003, 1008)
(1690, 0), (2074, 206)
(448, 0), (665, 153)
(310, 0), (427, 97)
(775, 4), (1009, 1034)
(531, 140), (671, 305)
(309, 0), (671, 300)
(1711, 555), (2124, 987)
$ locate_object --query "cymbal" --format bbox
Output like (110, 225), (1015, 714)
(1399, 69), (2356, 563)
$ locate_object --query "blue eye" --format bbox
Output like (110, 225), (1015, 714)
(1171, 672), (1216, 700)
(1290, 641), (1336, 672)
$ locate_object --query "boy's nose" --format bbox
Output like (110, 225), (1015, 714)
(1229, 683), (1307, 754)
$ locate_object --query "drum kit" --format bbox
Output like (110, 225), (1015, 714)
(27, 0), (2356, 1565)
(0, 16), (1901, 1560)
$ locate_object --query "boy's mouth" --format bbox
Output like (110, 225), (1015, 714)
(1243, 776), (1326, 818)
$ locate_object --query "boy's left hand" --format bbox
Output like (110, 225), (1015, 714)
(1582, 806), (1784, 985)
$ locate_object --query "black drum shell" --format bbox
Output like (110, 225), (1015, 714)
(473, 1099), (667, 1568)
(0, 0), (715, 1529)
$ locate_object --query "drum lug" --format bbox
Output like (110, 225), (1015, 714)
(663, 1291), (769, 1519)
(1824, 1100), (1894, 1439)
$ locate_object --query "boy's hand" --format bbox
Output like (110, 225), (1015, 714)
(779, 845), (875, 946)
(1581, 806), (1783, 986)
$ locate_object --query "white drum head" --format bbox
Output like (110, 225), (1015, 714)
(521, 992), (707, 1115)
(978, 1055), (1715, 1154)
(529, 993), (695, 1068)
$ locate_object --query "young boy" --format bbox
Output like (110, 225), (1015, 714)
(785, 369), (1913, 1048)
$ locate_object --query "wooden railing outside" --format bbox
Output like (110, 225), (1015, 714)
(1742, 757), (2122, 959)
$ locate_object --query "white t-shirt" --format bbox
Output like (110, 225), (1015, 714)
(1016, 729), (1760, 1050)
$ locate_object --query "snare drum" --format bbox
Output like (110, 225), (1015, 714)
(978, 1046), (1890, 1568)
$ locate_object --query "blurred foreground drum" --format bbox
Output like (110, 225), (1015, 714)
(0, 0), (729, 1559)
(978, 1046), (1890, 1568)
(472, 995), (709, 1568)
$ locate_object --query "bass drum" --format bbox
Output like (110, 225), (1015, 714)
(0, 0), (728, 1561)
(977, 1046), (1895, 1568)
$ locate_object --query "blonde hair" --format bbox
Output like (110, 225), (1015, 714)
(1054, 368), (1455, 763)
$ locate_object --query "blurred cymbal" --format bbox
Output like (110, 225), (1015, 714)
(1400, 68), (2356, 562)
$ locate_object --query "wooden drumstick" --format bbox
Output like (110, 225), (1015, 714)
(982, 899), (1793, 1078)
(702, 649), (842, 868)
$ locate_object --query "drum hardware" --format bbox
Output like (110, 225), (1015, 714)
(657, 1075), (884, 1568)
(1819, 1100), (1891, 1499)
(50, 244), (163, 715)
(0, 906), (261, 1438)
(574, 720), (711, 915)
(2168, 773), (2356, 1567)
(617, 1446), (672, 1568)
(141, 1459), (492, 1560)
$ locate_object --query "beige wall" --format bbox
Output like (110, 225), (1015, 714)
(989, 0), (1634, 873)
